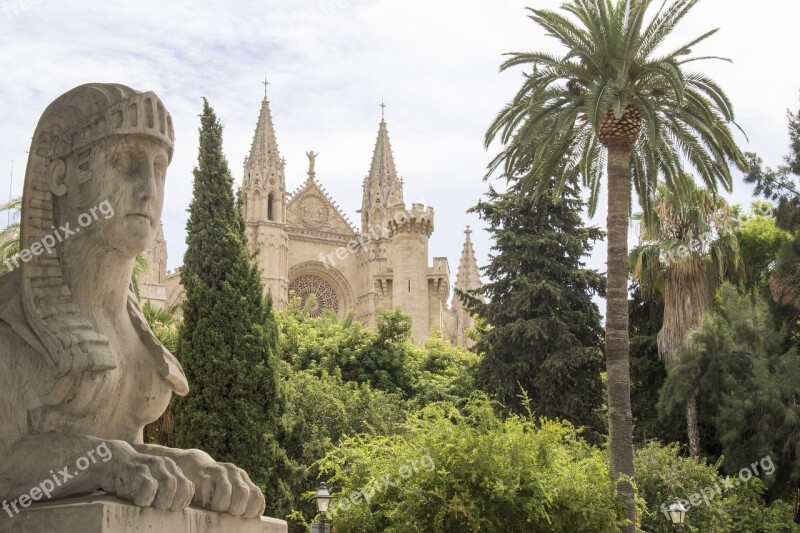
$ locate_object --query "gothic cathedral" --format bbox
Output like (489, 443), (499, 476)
(141, 94), (481, 346)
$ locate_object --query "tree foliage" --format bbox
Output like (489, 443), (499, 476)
(319, 395), (625, 532)
(734, 202), (793, 294)
(484, 2), (746, 525)
(276, 304), (478, 530)
(659, 284), (800, 512)
(280, 301), (415, 395)
(746, 100), (800, 323)
(172, 99), (291, 515)
(485, 0), (746, 214)
(630, 181), (741, 456)
(636, 442), (799, 532)
(628, 285), (685, 446)
(0, 196), (21, 275)
(465, 179), (607, 442)
(280, 300), (478, 404)
(282, 365), (406, 532)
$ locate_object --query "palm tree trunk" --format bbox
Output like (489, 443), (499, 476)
(606, 139), (637, 532)
(686, 395), (701, 457)
(659, 265), (717, 458)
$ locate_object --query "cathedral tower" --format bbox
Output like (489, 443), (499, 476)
(387, 203), (434, 343)
(358, 118), (406, 327)
(242, 93), (289, 307)
(360, 118), (404, 237)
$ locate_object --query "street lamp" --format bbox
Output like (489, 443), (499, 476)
(668, 499), (687, 531)
(314, 482), (332, 533)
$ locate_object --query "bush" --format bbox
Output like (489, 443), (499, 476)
(318, 395), (624, 532)
(636, 442), (799, 532)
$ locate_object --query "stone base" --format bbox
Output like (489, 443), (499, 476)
(0, 494), (287, 533)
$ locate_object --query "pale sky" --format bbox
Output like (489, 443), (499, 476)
(1, 0), (799, 301)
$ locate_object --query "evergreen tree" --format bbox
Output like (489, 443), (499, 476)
(745, 98), (800, 336)
(465, 180), (607, 442)
(659, 284), (800, 521)
(173, 99), (291, 515)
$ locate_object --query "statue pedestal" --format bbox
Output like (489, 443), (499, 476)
(0, 494), (288, 533)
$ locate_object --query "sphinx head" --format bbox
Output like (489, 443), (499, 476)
(19, 83), (175, 377)
(36, 85), (174, 259)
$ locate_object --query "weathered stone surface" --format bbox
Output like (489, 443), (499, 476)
(0, 83), (275, 527)
(0, 495), (287, 533)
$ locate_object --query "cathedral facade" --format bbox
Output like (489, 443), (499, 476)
(142, 95), (481, 346)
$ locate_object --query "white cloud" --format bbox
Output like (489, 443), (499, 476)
(1, 0), (799, 310)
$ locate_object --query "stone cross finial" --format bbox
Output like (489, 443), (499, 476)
(465, 225), (472, 237)
(380, 100), (388, 120)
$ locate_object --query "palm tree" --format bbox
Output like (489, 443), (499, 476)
(142, 301), (181, 445)
(142, 301), (181, 352)
(131, 253), (149, 300)
(630, 180), (740, 457)
(0, 197), (21, 275)
(485, 1), (746, 528)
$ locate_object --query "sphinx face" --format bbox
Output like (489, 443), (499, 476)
(61, 135), (169, 258)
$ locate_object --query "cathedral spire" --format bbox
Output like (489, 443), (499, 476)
(361, 116), (404, 233)
(454, 226), (482, 295)
(367, 119), (400, 190)
(451, 226), (482, 348)
(243, 93), (286, 225)
(244, 95), (284, 191)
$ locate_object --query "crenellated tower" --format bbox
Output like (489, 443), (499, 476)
(452, 226), (482, 347)
(242, 93), (289, 307)
(387, 203), (434, 343)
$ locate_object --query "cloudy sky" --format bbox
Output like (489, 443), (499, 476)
(1, 0), (799, 298)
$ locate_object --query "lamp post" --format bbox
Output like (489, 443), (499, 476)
(314, 482), (332, 533)
(668, 499), (687, 531)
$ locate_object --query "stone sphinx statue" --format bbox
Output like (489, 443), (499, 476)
(0, 84), (266, 523)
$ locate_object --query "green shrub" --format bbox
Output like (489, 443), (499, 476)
(636, 442), (799, 532)
(318, 395), (624, 532)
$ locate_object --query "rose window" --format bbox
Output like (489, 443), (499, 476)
(289, 275), (340, 317)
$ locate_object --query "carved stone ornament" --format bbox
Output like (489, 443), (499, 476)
(298, 194), (329, 229)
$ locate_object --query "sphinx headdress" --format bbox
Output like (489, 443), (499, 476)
(18, 83), (187, 394)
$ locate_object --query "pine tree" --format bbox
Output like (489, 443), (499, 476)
(173, 99), (291, 515)
(464, 180), (607, 441)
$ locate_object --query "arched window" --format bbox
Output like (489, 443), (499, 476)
(249, 190), (260, 222)
(267, 192), (276, 221)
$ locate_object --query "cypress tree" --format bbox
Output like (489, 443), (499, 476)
(464, 179), (607, 441)
(173, 99), (291, 515)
